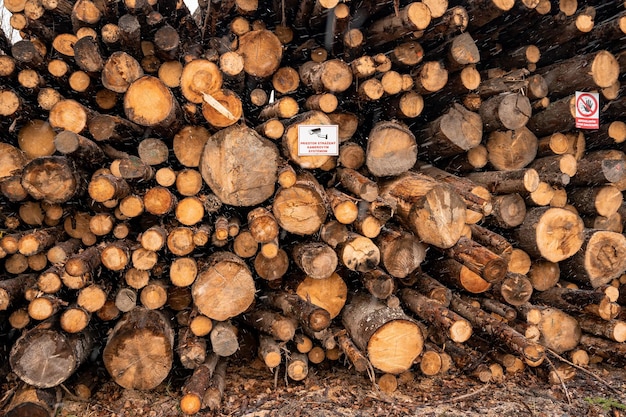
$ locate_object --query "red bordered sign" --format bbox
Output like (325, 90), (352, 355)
(575, 91), (599, 129)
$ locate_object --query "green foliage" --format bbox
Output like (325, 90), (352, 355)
(585, 396), (626, 411)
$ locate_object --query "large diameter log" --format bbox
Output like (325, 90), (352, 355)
(272, 171), (327, 235)
(536, 307), (582, 354)
(10, 317), (94, 388)
(381, 171), (466, 248)
(123, 75), (181, 131)
(366, 120), (417, 177)
(21, 156), (80, 203)
(5, 386), (56, 417)
(0, 143), (27, 180)
(103, 307), (174, 390)
(199, 124), (278, 206)
(191, 251), (255, 321)
(479, 92), (532, 132)
(514, 207), (584, 263)
(281, 110), (333, 169)
(342, 294), (424, 374)
(236, 29), (283, 78)
(560, 229), (626, 288)
(419, 103), (482, 158)
(538, 50), (619, 98)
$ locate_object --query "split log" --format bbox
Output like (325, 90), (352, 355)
(342, 294), (424, 374)
(103, 307), (174, 390)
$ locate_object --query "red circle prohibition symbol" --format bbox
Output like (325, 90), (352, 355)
(576, 93), (598, 117)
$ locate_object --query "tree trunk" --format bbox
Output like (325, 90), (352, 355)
(342, 293), (424, 374)
(10, 317), (94, 388)
(103, 307), (174, 390)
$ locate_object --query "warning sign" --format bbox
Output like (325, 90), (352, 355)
(575, 91), (599, 129)
(298, 125), (339, 156)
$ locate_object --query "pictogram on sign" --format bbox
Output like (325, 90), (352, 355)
(298, 125), (339, 156)
(575, 91), (599, 129)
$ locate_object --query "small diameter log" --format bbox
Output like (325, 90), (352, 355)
(449, 295), (545, 366)
(209, 321), (239, 357)
(65, 244), (102, 277)
(335, 329), (369, 373)
(400, 288), (472, 343)
(247, 207), (279, 244)
(326, 188), (359, 225)
(419, 103), (483, 158)
(180, 354), (218, 415)
(292, 241), (337, 280)
(254, 248), (289, 282)
(467, 168), (539, 195)
(10, 317), (94, 388)
(491, 272), (534, 307)
(560, 229), (626, 288)
(342, 294), (423, 374)
(0, 274), (36, 311)
(272, 171), (328, 235)
(366, 120), (417, 177)
(200, 124), (279, 206)
(287, 352), (309, 381)
(337, 232), (380, 272)
(568, 185), (623, 218)
(381, 171), (466, 249)
(427, 258), (491, 294)
(178, 326), (207, 370)
(103, 307), (174, 390)
(578, 315), (626, 343)
(88, 173), (130, 203)
(360, 268), (396, 300)
(266, 291), (331, 332)
(442, 236), (508, 284)
(192, 251), (255, 321)
(241, 309), (297, 342)
(336, 167), (379, 202)
(514, 207), (584, 263)
(376, 227), (426, 279)
(294, 272), (348, 320)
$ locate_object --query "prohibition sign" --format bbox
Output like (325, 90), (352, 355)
(576, 93), (598, 118)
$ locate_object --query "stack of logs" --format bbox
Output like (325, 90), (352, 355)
(1, 0), (626, 414)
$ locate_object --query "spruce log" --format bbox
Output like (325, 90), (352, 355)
(514, 207), (584, 263)
(342, 294), (424, 374)
(381, 171), (466, 249)
(191, 251), (255, 321)
(560, 229), (626, 288)
(400, 288), (472, 343)
(103, 307), (174, 390)
(366, 120), (417, 177)
(199, 124), (278, 206)
(10, 317), (94, 388)
(449, 295), (544, 366)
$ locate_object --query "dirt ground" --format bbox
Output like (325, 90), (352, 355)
(4, 353), (626, 417)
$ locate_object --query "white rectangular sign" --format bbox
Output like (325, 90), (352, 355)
(297, 125), (339, 156)
(575, 91), (600, 129)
